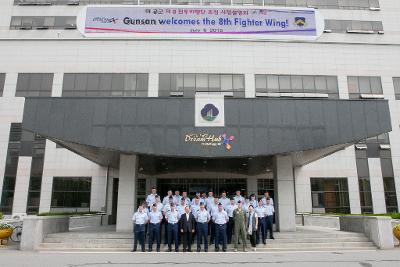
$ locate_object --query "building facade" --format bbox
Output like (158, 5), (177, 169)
(0, 0), (399, 232)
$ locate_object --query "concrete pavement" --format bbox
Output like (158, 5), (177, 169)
(0, 249), (400, 267)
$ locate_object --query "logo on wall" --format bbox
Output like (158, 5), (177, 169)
(184, 132), (235, 150)
(201, 104), (219, 122)
(294, 17), (306, 27)
(222, 133), (235, 150)
(195, 94), (225, 127)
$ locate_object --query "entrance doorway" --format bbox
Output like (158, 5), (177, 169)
(157, 178), (247, 199)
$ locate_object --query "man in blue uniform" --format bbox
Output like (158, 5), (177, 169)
(213, 203), (229, 252)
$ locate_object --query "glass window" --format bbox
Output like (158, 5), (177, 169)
(51, 177), (91, 210)
(196, 74), (208, 92)
(0, 73), (5, 97)
(310, 178), (350, 214)
(291, 75), (303, 92)
(370, 76), (382, 94)
(16, 73), (53, 97)
(208, 74), (220, 92)
(278, 75), (291, 92)
(255, 75), (266, 91)
(221, 75), (233, 91)
(62, 73), (148, 97)
(394, 77), (400, 100)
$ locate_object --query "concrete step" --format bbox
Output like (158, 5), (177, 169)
(46, 233), (132, 239)
(259, 241), (376, 249)
(43, 236), (369, 244)
(43, 237), (133, 244)
(37, 245), (377, 252)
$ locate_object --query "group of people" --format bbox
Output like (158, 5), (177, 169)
(132, 187), (275, 252)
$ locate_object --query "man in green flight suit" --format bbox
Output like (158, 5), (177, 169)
(233, 200), (248, 252)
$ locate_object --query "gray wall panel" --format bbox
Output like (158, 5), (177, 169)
(22, 97), (392, 159)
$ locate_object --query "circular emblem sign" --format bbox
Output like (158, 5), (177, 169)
(201, 104), (219, 122)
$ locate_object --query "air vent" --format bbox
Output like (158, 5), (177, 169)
(355, 144), (367, 150)
(360, 94), (384, 99)
(346, 29), (375, 34)
(379, 144), (391, 150)
(369, 7), (381, 11)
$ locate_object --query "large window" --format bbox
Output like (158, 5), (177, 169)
(62, 73), (149, 97)
(347, 76), (383, 99)
(0, 73), (5, 97)
(257, 179), (274, 201)
(13, 0), (380, 10)
(51, 177), (91, 211)
(311, 178), (350, 214)
(10, 16), (76, 30)
(0, 123), (46, 214)
(325, 20), (383, 33)
(355, 148), (373, 213)
(393, 78), (400, 100)
(16, 73), (53, 97)
(255, 74), (339, 98)
(159, 73), (245, 97)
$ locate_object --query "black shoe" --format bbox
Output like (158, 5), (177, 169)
(148, 249), (152, 252)
(223, 249), (227, 252)
(188, 249), (192, 252)
(131, 249), (136, 252)
(197, 249), (201, 252)
(271, 237), (275, 240)
(157, 249), (160, 252)
(205, 249), (208, 252)
(215, 247), (219, 252)
(183, 249), (186, 252)
(141, 249), (145, 252)
(168, 248), (172, 252)
(175, 249), (179, 252)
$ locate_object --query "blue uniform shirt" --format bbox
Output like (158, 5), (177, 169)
(148, 210), (163, 224)
(213, 210), (229, 224)
(166, 210), (179, 224)
(196, 209), (210, 223)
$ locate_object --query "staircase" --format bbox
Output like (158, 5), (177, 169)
(38, 225), (376, 252)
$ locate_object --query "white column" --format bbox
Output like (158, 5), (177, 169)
(116, 154), (137, 232)
(148, 73), (159, 97)
(337, 75), (349, 99)
(51, 73), (64, 97)
(276, 155), (296, 232)
(90, 174), (107, 212)
(348, 177), (362, 214)
(246, 177), (257, 197)
(245, 73), (255, 98)
(12, 157), (32, 214)
(2, 72), (18, 97)
(368, 158), (387, 214)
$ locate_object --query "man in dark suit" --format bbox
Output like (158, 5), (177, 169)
(180, 205), (196, 252)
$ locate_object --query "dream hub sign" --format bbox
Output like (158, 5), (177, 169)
(77, 5), (325, 40)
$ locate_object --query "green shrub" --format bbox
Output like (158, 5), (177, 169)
(0, 222), (13, 230)
(37, 211), (102, 217)
(0, 212), (3, 220)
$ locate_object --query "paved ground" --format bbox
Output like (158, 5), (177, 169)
(0, 249), (400, 267)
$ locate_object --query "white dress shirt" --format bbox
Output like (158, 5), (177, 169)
(225, 204), (238, 218)
(166, 210), (179, 224)
(254, 206), (266, 218)
(262, 197), (274, 207)
(146, 193), (156, 206)
(132, 211), (148, 225)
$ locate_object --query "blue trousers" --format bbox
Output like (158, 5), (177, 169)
(257, 217), (266, 244)
(196, 223), (208, 251)
(133, 224), (145, 252)
(215, 224), (227, 250)
(167, 223), (179, 252)
(265, 216), (274, 239)
(148, 223), (161, 251)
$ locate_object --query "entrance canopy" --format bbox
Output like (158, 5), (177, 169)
(22, 97), (391, 168)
